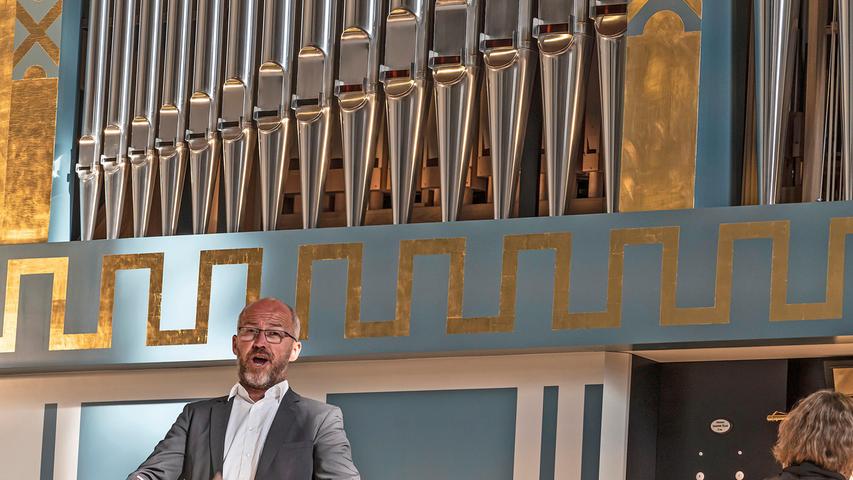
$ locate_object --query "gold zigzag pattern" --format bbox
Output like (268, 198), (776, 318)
(0, 248), (262, 352)
(295, 218), (853, 338)
(0, 219), (850, 352)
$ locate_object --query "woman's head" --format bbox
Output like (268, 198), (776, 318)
(773, 390), (853, 476)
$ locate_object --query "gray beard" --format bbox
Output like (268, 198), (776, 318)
(238, 357), (288, 391)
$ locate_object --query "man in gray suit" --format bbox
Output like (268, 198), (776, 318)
(128, 298), (360, 480)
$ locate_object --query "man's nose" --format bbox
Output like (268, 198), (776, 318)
(252, 331), (270, 348)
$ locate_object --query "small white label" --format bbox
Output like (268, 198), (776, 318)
(711, 418), (732, 434)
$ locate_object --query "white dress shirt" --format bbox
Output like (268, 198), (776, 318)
(222, 379), (289, 480)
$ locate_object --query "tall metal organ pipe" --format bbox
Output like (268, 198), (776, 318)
(593, 0), (627, 213)
(255, 0), (299, 231)
(430, 0), (483, 222)
(220, 0), (261, 232)
(129, 0), (165, 238)
(187, 0), (226, 234)
(293, 0), (339, 229)
(381, 0), (433, 225)
(754, 0), (795, 205)
(101, 0), (137, 239)
(76, 0), (111, 240)
(535, 0), (592, 216)
(336, 0), (386, 227)
(480, 0), (537, 220)
(839, 0), (853, 199)
(157, 0), (193, 236)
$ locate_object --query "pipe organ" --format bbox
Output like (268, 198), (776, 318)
(760, 0), (853, 206)
(75, 0), (615, 238)
(73, 0), (853, 239)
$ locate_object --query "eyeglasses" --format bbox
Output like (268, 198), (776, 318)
(236, 327), (298, 344)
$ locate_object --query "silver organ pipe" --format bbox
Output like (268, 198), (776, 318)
(220, 0), (261, 233)
(255, 0), (299, 231)
(336, 0), (385, 227)
(480, 0), (537, 220)
(430, 0), (482, 222)
(157, 0), (193, 236)
(535, 0), (592, 216)
(187, 0), (227, 234)
(592, 0), (627, 213)
(293, 0), (339, 229)
(381, 0), (433, 225)
(130, 0), (165, 238)
(102, 0), (137, 239)
(754, 0), (795, 205)
(76, 0), (110, 241)
(839, 1), (853, 200)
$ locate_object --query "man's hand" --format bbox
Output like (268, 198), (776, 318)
(211, 473), (223, 480)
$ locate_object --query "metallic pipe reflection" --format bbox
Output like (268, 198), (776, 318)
(76, 0), (110, 240)
(220, 0), (261, 232)
(187, 0), (226, 234)
(255, 0), (299, 231)
(535, 0), (591, 216)
(593, 0), (627, 213)
(480, 0), (537, 219)
(381, 0), (433, 224)
(157, 0), (193, 236)
(754, 0), (795, 205)
(101, 0), (138, 239)
(293, 0), (339, 229)
(336, 0), (385, 227)
(130, 0), (165, 237)
(430, 0), (482, 222)
(839, 0), (853, 199)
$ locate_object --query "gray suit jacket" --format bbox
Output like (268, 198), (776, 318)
(128, 389), (360, 480)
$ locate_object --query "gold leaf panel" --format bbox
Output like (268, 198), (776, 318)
(620, 10), (701, 211)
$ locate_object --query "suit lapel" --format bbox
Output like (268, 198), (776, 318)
(209, 396), (233, 475)
(256, 389), (301, 476)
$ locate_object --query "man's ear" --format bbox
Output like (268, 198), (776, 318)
(289, 341), (302, 362)
(232, 335), (238, 356)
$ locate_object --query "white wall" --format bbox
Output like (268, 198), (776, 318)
(0, 351), (633, 480)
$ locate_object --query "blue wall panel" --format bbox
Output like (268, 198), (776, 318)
(539, 386), (559, 480)
(328, 389), (518, 479)
(77, 400), (191, 479)
(581, 385), (604, 480)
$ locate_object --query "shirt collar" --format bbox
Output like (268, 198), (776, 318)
(228, 378), (289, 404)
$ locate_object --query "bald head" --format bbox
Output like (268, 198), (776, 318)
(238, 297), (301, 339)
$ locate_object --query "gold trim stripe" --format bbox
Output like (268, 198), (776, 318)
(295, 239), (467, 339)
(296, 218), (853, 336)
(3, 218), (853, 351)
(48, 248), (263, 351)
(49, 253), (163, 350)
(0, 257), (67, 353)
(147, 248), (263, 346)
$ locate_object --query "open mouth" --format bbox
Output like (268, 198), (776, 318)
(250, 355), (270, 367)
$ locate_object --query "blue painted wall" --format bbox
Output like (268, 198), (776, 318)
(581, 385), (604, 480)
(5, 201), (853, 372)
(77, 400), (191, 479)
(328, 389), (518, 479)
